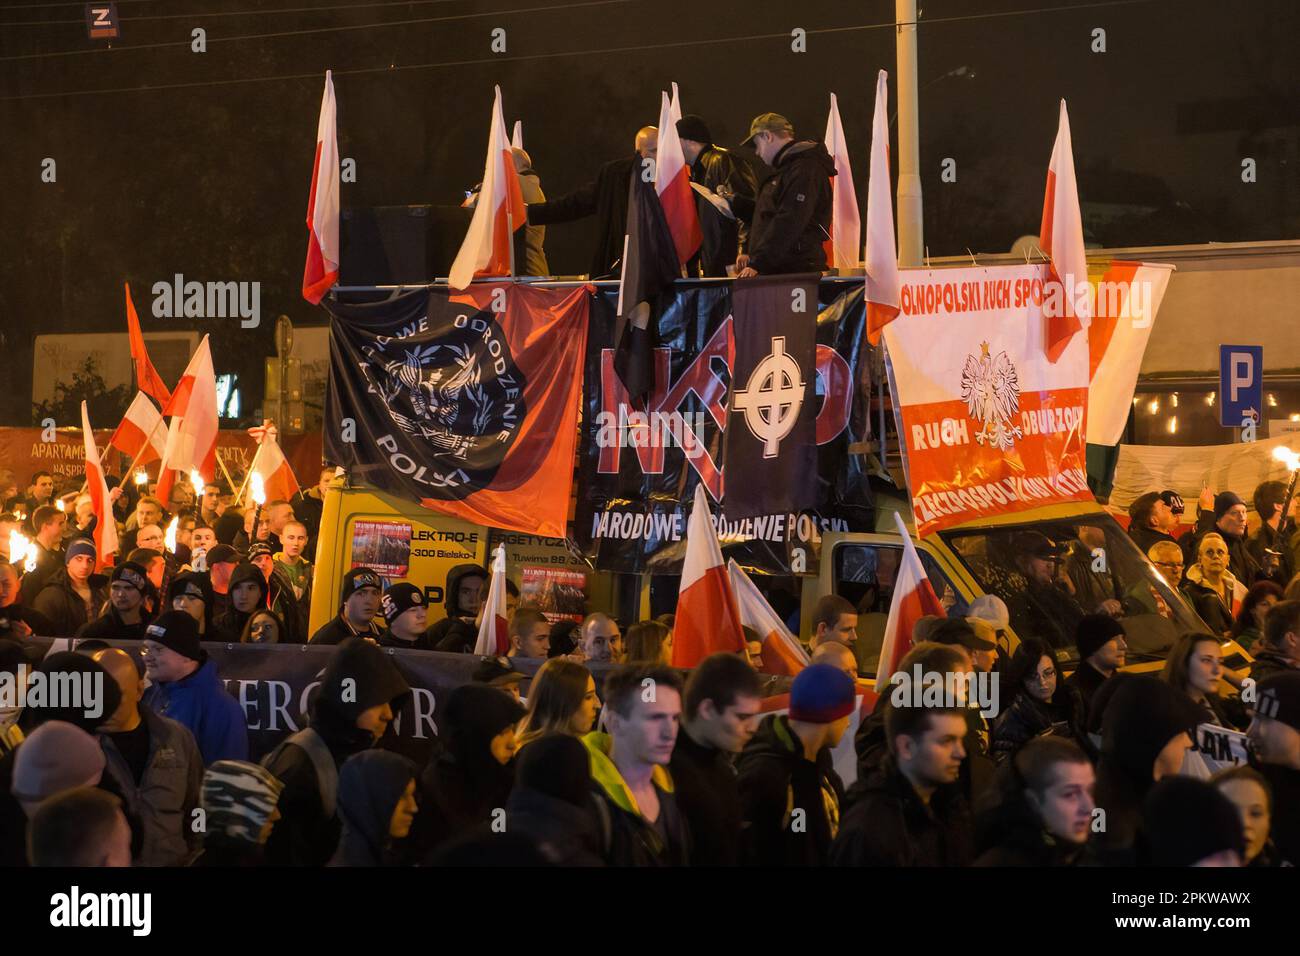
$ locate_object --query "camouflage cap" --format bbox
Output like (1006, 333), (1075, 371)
(740, 112), (794, 146)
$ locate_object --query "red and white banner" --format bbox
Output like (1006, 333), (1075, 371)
(672, 483), (746, 668)
(248, 428), (301, 503)
(883, 264), (1094, 537)
(654, 87), (701, 268)
(449, 86), (525, 291)
(109, 391), (166, 465)
(728, 558), (808, 676)
(81, 402), (119, 570)
(302, 70), (340, 305)
(864, 70), (901, 343)
(822, 92), (860, 270)
(473, 545), (510, 656)
(157, 335), (219, 502)
(1039, 99), (1092, 363)
(1086, 260), (1172, 446)
(874, 512), (946, 692)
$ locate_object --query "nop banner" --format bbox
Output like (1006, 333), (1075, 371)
(882, 264), (1094, 538)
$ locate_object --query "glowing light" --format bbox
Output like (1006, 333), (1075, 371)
(250, 471), (266, 506)
(133, 469), (148, 486)
(1272, 446), (1300, 472)
(1206, 392), (1216, 407)
(164, 516), (179, 553)
(9, 531), (34, 573)
(1291, 414), (1300, 422)
(190, 470), (204, 498)
(1268, 393), (1278, 408)
(54, 499), (64, 512)
(1167, 416), (1178, 434)
(1147, 399), (1160, 415)
(1171, 393), (1179, 408)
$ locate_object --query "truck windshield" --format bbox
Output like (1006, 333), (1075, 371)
(940, 515), (1208, 664)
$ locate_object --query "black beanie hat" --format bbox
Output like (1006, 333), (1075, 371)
(516, 733), (593, 808)
(1142, 776), (1245, 866)
(340, 567), (383, 605)
(110, 561), (151, 595)
(1256, 671), (1300, 732)
(1101, 676), (1201, 789)
(381, 582), (425, 627)
(145, 610), (205, 662)
(675, 114), (712, 145)
(169, 570), (213, 608)
(1076, 613), (1125, 661)
(1213, 491), (1246, 520)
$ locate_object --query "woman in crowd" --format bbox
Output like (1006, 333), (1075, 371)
(623, 619), (672, 666)
(990, 638), (1087, 764)
(1182, 532), (1246, 637)
(1160, 632), (1247, 730)
(330, 750), (418, 867)
(240, 608), (286, 644)
(1232, 581), (1283, 652)
(515, 658), (600, 750)
(1212, 766), (1291, 867)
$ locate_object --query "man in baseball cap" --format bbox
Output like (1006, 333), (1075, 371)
(472, 656), (526, 702)
(1248, 671), (1300, 864)
(735, 111), (834, 278)
(309, 567), (383, 646)
(378, 582), (434, 650)
(77, 560), (155, 642)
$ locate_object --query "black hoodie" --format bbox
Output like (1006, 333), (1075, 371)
(262, 638), (411, 866)
(214, 562), (267, 639)
(329, 750), (417, 867)
(746, 140), (835, 275)
(429, 563), (487, 653)
(832, 758), (974, 867)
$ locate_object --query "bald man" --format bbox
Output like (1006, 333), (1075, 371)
(93, 648), (203, 866)
(811, 640), (859, 680)
(526, 127), (658, 279)
(581, 612), (624, 664)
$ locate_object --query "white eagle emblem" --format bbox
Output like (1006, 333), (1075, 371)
(960, 341), (1023, 451)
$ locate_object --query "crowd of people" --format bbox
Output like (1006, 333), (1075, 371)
(2, 460), (1300, 869)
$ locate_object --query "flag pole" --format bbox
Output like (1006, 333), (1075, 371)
(215, 453), (239, 495)
(507, 211), (516, 279)
(234, 442), (264, 506)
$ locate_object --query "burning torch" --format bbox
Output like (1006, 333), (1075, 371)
(1273, 445), (1300, 539)
(190, 470), (204, 507)
(133, 469), (148, 489)
(10, 530), (36, 575)
(164, 516), (179, 554)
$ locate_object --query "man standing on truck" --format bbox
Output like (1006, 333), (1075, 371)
(430, 564), (488, 653)
(309, 567), (384, 645)
(1007, 532), (1117, 651)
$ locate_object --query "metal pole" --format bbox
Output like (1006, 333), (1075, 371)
(895, 0), (924, 267)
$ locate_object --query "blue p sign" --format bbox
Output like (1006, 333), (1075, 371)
(1219, 345), (1263, 428)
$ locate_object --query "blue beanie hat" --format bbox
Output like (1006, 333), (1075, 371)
(64, 538), (97, 564)
(789, 663), (856, 723)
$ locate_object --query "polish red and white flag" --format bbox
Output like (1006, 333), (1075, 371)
(654, 87), (701, 267)
(864, 70), (901, 344)
(156, 336), (219, 504)
(1040, 99), (1092, 363)
(823, 93), (860, 270)
(473, 545), (511, 656)
(248, 426), (300, 503)
(108, 391), (166, 465)
(874, 512), (947, 693)
(302, 71), (340, 305)
(81, 401), (119, 569)
(673, 483), (746, 667)
(728, 559), (808, 676)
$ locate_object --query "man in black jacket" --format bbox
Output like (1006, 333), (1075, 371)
(1066, 614), (1127, 715)
(670, 653), (762, 866)
(1127, 490), (1182, 554)
(309, 567), (383, 645)
(1247, 671), (1300, 865)
(262, 637), (410, 866)
(734, 112), (834, 277)
(1182, 489), (1260, 584)
(1250, 599), (1300, 684)
(525, 127), (658, 279)
(18, 505), (66, 605)
(77, 561), (155, 642)
(429, 563), (488, 652)
(675, 114), (757, 277)
(34, 539), (107, 636)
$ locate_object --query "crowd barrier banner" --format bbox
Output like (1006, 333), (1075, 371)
(883, 264), (1095, 537)
(1181, 721), (1251, 777)
(575, 283), (874, 574)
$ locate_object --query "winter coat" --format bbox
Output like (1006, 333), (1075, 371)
(502, 785), (606, 866)
(142, 658), (249, 765)
(831, 759), (974, 867)
(526, 154), (637, 279)
(32, 567), (107, 636)
(261, 637), (411, 866)
(17, 542), (63, 606)
(1183, 513), (1260, 585)
(1259, 763), (1300, 868)
(744, 141), (835, 275)
(99, 706), (204, 866)
(77, 605), (152, 642)
(428, 562), (488, 652)
(583, 731), (690, 866)
(329, 750), (417, 867)
(1066, 660), (1111, 717)
(990, 683), (1088, 764)
(516, 168), (549, 277)
(0, 603), (56, 641)
(736, 713), (843, 867)
(670, 727), (744, 866)
(1182, 564), (1246, 636)
(1249, 649), (1298, 684)
(214, 562), (267, 639)
(973, 790), (1085, 867)
(309, 613), (381, 646)
(688, 145), (757, 276)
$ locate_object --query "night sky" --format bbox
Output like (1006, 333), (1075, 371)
(2, 0), (1296, 426)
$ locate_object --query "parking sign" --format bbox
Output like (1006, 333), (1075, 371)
(1219, 345), (1263, 428)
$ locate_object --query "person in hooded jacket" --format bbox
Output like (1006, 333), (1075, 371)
(430, 563), (488, 653)
(33, 538), (107, 636)
(991, 638), (1088, 763)
(1182, 490), (1261, 585)
(261, 637), (411, 866)
(76, 561), (156, 642)
(408, 682), (524, 858)
(167, 570), (235, 643)
(190, 760), (285, 867)
(330, 750), (419, 867)
(1140, 776), (1246, 866)
(1089, 675), (1200, 864)
(503, 733), (606, 866)
(214, 561), (268, 640)
(733, 112), (834, 277)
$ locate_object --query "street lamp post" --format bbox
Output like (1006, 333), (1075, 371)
(895, 0), (924, 268)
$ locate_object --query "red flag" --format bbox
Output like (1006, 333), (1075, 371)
(728, 559), (808, 676)
(249, 427), (300, 502)
(864, 71), (901, 344)
(823, 93), (860, 270)
(109, 391), (166, 465)
(303, 71), (340, 304)
(449, 86), (526, 291)
(125, 283), (172, 406)
(473, 546), (510, 656)
(81, 402), (119, 570)
(157, 336), (219, 503)
(873, 512), (946, 692)
(654, 88), (701, 267)
(1039, 99), (1092, 363)
(672, 484), (746, 667)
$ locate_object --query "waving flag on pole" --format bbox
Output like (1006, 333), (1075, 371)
(125, 283), (173, 406)
(654, 89), (700, 268)
(473, 545), (510, 656)
(156, 336), (219, 504)
(81, 402), (119, 569)
(874, 512), (946, 692)
(728, 559), (808, 675)
(109, 391), (167, 465)
(1040, 99), (1092, 363)
(511, 120), (523, 150)
(864, 70), (901, 344)
(449, 86), (526, 291)
(302, 71), (340, 305)
(823, 93), (860, 270)
(247, 425), (301, 502)
(673, 484), (746, 667)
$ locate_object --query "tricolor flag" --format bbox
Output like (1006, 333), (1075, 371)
(109, 391), (167, 465)
(654, 88), (701, 267)
(511, 120), (523, 150)
(1039, 99), (1092, 363)
(125, 283), (172, 406)
(672, 483), (746, 668)
(874, 511), (946, 693)
(473, 545), (510, 656)
(81, 402), (119, 570)
(303, 71), (340, 305)
(864, 70), (901, 344)
(156, 335), (219, 504)
(728, 559), (808, 676)
(823, 93), (861, 270)
(1086, 260), (1172, 446)
(248, 425), (300, 503)
(449, 86), (526, 291)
